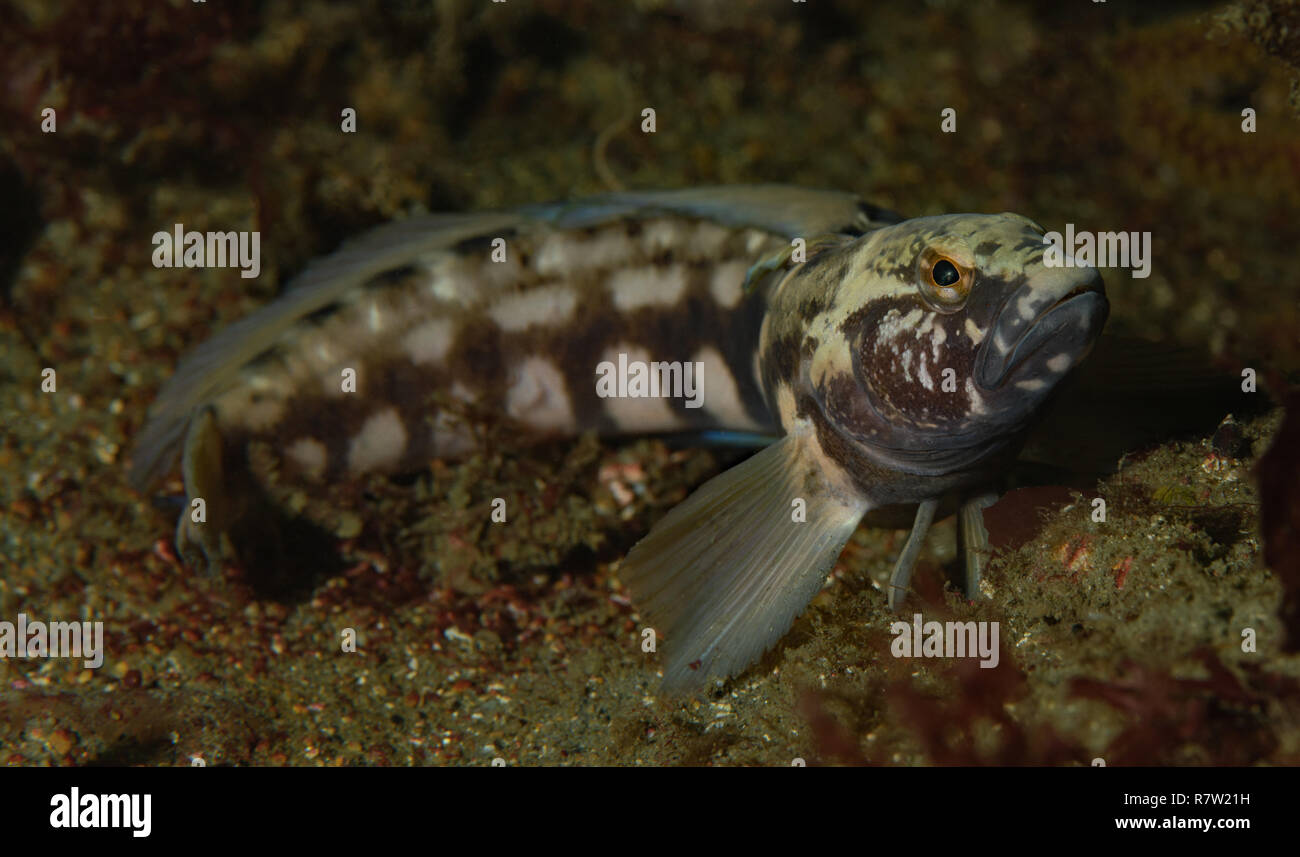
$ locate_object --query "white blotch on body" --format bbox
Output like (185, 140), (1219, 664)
(875, 307), (923, 352)
(489, 285), (577, 332)
(427, 257), (480, 307)
(505, 356), (576, 432)
(743, 229), (771, 255)
(965, 378), (988, 416)
(687, 222), (734, 258)
(1046, 353), (1072, 373)
(402, 318), (455, 365)
(876, 308), (903, 340)
(1016, 292), (1039, 320)
(693, 345), (761, 430)
(535, 229), (633, 277)
(240, 397), (286, 432)
(930, 323), (948, 361)
(599, 345), (684, 431)
(286, 437), (328, 480)
(607, 265), (689, 312)
(709, 260), (748, 309)
(917, 356), (934, 391)
(348, 407), (407, 473)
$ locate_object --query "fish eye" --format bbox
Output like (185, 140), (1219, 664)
(917, 248), (972, 313)
(932, 259), (959, 287)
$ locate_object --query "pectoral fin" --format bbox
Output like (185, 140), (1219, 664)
(619, 433), (870, 692)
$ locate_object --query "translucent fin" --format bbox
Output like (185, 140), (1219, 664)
(619, 433), (870, 692)
(886, 498), (938, 611)
(958, 492), (998, 601)
(524, 185), (901, 239)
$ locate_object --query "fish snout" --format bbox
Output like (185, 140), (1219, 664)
(975, 265), (1107, 390)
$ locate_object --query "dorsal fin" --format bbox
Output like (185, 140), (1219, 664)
(522, 185), (902, 237)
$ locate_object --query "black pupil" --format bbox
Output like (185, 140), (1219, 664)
(933, 260), (959, 287)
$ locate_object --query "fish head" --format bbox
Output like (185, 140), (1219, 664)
(796, 212), (1108, 475)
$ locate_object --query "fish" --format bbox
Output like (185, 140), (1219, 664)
(129, 185), (1108, 691)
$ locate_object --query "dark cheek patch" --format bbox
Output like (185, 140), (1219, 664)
(846, 297), (981, 427)
(868, 327), (977, 424)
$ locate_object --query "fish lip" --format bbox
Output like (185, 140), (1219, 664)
(975, 276), (1108, 389)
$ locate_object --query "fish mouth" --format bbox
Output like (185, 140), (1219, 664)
(975, 271), (1108, 390)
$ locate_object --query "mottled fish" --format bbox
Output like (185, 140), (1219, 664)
(130, 185), (1107, 691)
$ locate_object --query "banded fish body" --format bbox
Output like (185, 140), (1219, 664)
(130, 185), (1107, 691)
(130, 187), (894, 546)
